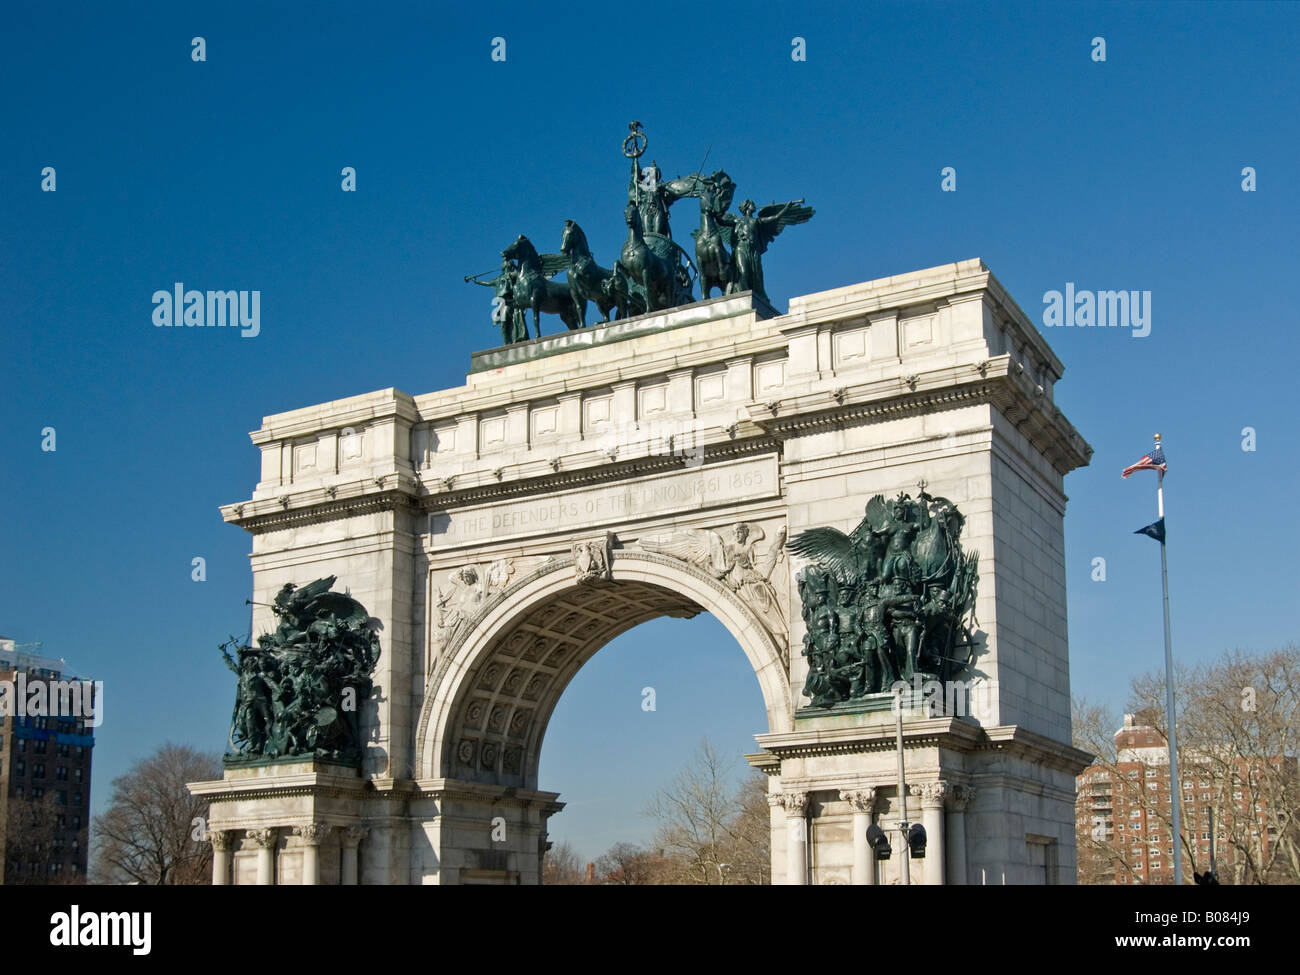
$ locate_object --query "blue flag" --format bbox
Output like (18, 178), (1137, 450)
(1135, 518), (1165, 543)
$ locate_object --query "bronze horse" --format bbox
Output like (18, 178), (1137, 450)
(501, 234), (580, 336)
(617, 202), (694, 313)
(559, 220), (619, 327)
(665, 170), (737, 299)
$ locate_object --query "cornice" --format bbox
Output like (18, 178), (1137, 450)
(419, 437), (781, 510)
(412, 777), (565, 813)
(753, 720), (1090, 776)
(747, 356), (1090, 475)
(221, 485), (422, 535)
(250, 388), (420, 445)
(755, 716), (986, 759)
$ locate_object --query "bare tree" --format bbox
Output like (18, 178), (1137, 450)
(3, 793), (73, 885)
(92, 742), (222, 885)
(541, 839), (587, 885)
(593, 841), (671, 884)
(723, 772), (772, 885)
(644, 738), (771, 884)
(1138, 647), (1300, 884)
(1074, 646), (1300, 885)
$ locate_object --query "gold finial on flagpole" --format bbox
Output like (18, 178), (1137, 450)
(1154, 432), (1161, 443)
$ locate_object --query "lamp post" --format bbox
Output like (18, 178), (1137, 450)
(895, 683), (911, 886)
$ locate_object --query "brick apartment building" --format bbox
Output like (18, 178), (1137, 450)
(0, 637), (95, 884)
(1077, 711), (1296, 884)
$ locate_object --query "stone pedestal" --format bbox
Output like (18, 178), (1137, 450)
(189, 760), (370, 886)
(752, 705), (1091, 885)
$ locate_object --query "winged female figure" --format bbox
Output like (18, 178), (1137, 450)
(638, 522), (788, 637)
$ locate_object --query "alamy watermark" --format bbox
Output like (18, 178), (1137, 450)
(152, 283), (260, 337)
(889, 675), (996, 722)
(588, 415), (706, 467)
(0, 674), (103, 728)
(1042, 283), (1151, 337)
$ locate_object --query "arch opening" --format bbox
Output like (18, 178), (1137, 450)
(417, 552), (792, 789)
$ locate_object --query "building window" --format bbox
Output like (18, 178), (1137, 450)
(33, 763), (45, 778)
(74, 768), (83, 783)
(15, 760), (24, 776)
(35, 738), (47, 753)
(56, 766), (68, 781)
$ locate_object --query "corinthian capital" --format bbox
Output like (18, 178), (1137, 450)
(950, 785), (976, 811)
(294, 823), (331, 845)
(839, 788), (878, 813)
(207, 829), (234, 853)
(340, 825), (369, 847)
(911, 781), (949, 808)
(779, 792), (809, 815)
(246, 827), (278, 849)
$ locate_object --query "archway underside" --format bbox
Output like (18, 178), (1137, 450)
(442, 579), (704, 790)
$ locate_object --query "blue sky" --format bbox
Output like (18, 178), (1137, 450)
(3, 1), (1298, 862)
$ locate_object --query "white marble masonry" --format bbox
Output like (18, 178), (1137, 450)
(188, 260), (1092, 884)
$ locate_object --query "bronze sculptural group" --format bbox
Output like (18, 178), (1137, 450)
(220, 576), (381, 765)
(788, 490), (979, 708)
(466, 122), (814, 343)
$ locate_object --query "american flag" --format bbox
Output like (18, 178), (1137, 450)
(1121, 442), (1166, 478)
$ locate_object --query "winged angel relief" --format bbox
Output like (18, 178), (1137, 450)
(637, 523), (788, 642)
(430, 558), (517, 670)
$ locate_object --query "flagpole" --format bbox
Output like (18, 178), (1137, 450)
(1154, 435), (1183, 886)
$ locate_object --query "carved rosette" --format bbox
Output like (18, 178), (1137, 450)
(207, 830), (234, 853)
(949, 785), (976, 812)
(246, 827), (278, 849)
(911, 781), (949, 809)
(839, 788), (878, 813)
(294, 823), (331, 846)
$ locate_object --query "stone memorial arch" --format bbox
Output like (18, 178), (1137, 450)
(190, 259), (1093, 884)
